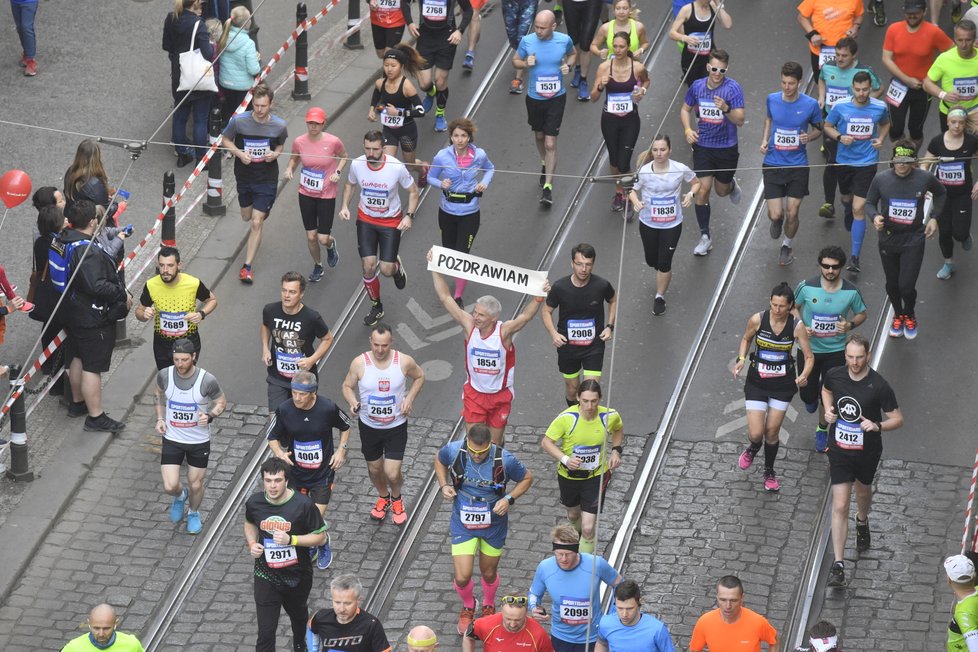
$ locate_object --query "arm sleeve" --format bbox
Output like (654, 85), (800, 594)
(403, 92), (426, 118)
(455, 0), (473, 33)
(140, 284), (153, 307)
(401, 0), (414, 24)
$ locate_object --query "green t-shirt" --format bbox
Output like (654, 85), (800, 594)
(948, 591), (978, 652)
(62, 631), (145, 652)
(546, 406), (623, 479)
(794, 276), (867, 354)
(927, 47), (978, 114)
(821, 62), (881, 111)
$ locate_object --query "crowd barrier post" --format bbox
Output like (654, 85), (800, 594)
(292, 3), (313, 101)
(203, 108), (227, 216)
(5, 365), (33, 482)
(344, 0), (363, 49)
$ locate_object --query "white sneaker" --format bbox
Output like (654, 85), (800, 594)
(693, 234), (713, 256)
(729, 179), (742, 205)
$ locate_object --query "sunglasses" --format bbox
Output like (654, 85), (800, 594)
(467, 443), (492, 455)
(708, 66), (728, 74)
(501, 596), (528, 605)
(820, 263), (843, 270)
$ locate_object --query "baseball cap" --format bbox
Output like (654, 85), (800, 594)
(945, 554), (976, 582)
(305, 107), (327, 124)
(172, 338), (196, 355)
(904, 0), (926, 12)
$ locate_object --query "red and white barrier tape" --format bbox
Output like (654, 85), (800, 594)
(965, 448), (978, 554)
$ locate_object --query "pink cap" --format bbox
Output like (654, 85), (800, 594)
(305, 107), (327, 124)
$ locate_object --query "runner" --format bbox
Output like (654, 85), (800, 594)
(541, 243), (617, 405)
(430, 253), (547, 445)
(799, 621), (841, 652)
(689, 576), (779, 652)
(284, 107), (347, 283)
(595, 581), (676, 652)
(155, 338), (226, 535)
(463, 595), (554, 651)
(244, 457), (327, 652)
(866, 140), (946, 340)
(943, 554), (978, 652)
(406, 625), (439, 651)
(760, 61), (824, 267)
(562, 0), (603, 101)
(528, 524), (623, 651)
(669, 0), (732, 87)
(367, 45), (429, 188)
(881, 0), (951, 150)
(797, 0), (864, 80)
(221, 82), (289, 284)
(732, 283), (814, 492)
(589, 0), (649, 63)
(404, 0), (473, 133)
(590, 32), (649, 212)
(435, 424), (533, 633)
(427, 118), (495, 305)
(369, 0), (407, 59)
(628, 134), (700, 316)
(822, 333), (902, 587)
(341, 323), (426, 525)
(679, 49), (746, 256)
(794, 245), (868, 453)
(339, 130), (419, 326)
(61, 604), (144, 652)
(541, 379), (623, 553)
(463, 0), (485, 72)
(922, 107), (978, 280)
(824, 70), (890, 273)
(924, 20), (978, 134)
(136, 246), (218, 371)
(260, 271), (334, 411)
(267, 370), (352, 571)
(306, 574), (392, 652)
(513, 9), (576, 207)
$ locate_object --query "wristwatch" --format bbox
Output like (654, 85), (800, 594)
(606, 323), (615, 332)
(612, 445), (624, 455)
(505, 494), (515, 505)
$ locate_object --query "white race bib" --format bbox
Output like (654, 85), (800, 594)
(698, 100), (724, 124)
(567, 318), (596, 346)
(470, 347), (501, 375)
(818, 46), (836, 69)
(887, 198), (916, 224)
(167, 399), (199, 429)
(573, 444), (601, 471)
(845, 117), (873, 140)
(367, 394), (396, 424)
(421, 0), (447, 20)
(380, 111), (404, 128)
(953, 76), (978, 101)
(810, 313), (839, 337)
(377, 0), (400, 9)
(243, 138), (270, 163)
(937, 161), (966, 186)
(299, 167), (325, 193)
(263, 539), (298, 568)
(834, 420), (864, 450)
(825, 85), (850, 108)
(756, 362), (786, 378)
(885, 78), (908, 107)
(293, 440), (324, 469)
(773, 128), (800, 151)
(606, 92), (633, 115)
(559, 598), (591, 625)
(460, 501), (491, 529)
(362, 187), (390, 212)
(159, 311), (189, 338)
(688, 31), (712, 55)
(276, 351), (301, 378)
(535, 74), (560, 99)
(649, 197), (679, 223)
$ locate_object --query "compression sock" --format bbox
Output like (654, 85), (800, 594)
(454, 279), (468, 299)
(363, 274), (381, 301)
(454, 579), (476, 609)
(851, 218), (866, 257)
(782, 236), (793, 247)
(579, 535), (595, 554)
(764, 442), (780, 471)
(436, 88), (449, 110)
(818, 422), (828, 431)
(481, 575), (499, 607)
(747, 440), (762, 453)
(842, 200), (854, 231)
(425, 85), (436, 98)
(695, 203), (711, 236)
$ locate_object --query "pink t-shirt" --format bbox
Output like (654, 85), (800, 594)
(291, 132), (345, 199)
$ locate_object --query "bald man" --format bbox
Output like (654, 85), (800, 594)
(62, 603), (145, 651)
(406, 625), (439, 651)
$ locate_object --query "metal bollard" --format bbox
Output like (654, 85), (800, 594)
(343, 0), (363, 50)
(6, 365), (34, 482)
(162, 171), (176, 248)
(203, 108), (227, 216)
(292, 3), (312, 101)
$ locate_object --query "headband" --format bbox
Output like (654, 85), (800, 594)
(893, 146), (916, 161)
(384, 49), (406, 63)
(810, 635), (838, 652)
(949, 108), (968, 119)
(406, 633), (437, 647)
(290, 381), (317, 392)
(552, 542), (580, 552)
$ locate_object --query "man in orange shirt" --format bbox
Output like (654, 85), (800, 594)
(689, 576), (780, 652)
(797, 0), (865, 79)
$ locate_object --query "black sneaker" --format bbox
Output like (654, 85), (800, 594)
(539, 164), (546, 187)
(846, 255), (861, 273)
(363, 301), (384, 327)
(67, 400), (88, 418)
(872, 0), (886, 26)
(83, 413), (126, 433)
(652, 296), (666, 316)
(454, 297), (464, 309)
(827, 561), (846, 587)
(778, 245), (795, 267)
(540, 187), (553, 208)
(393, 255), (407, 290)
(855, 517), (871, 552)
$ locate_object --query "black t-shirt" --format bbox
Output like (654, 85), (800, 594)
(262, 302), (330, 387)
(245, 489), (325, 587)
(545, 274), (615, 358)
(823, 366), (898, 455)
(269, 396), (352, 486)
(309, 609), (391, 652)
(926, 132), (978, 195)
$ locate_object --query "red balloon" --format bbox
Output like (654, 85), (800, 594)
(0, 170), (32, 209)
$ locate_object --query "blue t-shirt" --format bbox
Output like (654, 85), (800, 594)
(598, 612), (676, 652)
(684, 76), (745, 149)
(826, 98), (889, 166)
(529, 553), (621, 644)
(437, 440), (527, 547)
(518, 32), (575, 101)
(672, 0), (688, 17)
(764, 92), (823, 168)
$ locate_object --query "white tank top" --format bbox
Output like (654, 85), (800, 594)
(164, 367), (210, 445)
(465, 322), (515, 394)
(358, 350), (406, 429)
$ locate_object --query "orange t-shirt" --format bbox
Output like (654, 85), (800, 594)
(797, 0), (864, 55)
(883, 20), (953, 80)
(689, 608), (778, 652)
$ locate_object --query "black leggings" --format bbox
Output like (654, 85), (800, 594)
(639, 221), (682, 272)
(439, 209), (480, 253)
(937, 192), (973, 259)
(888, 86), (931, 142)
(879, 240), (925, 317)
(822, 136), (838, 204)
(254, 574), (312, 652)
(601, 111), (640, 174)
(563, 0), (602, 49)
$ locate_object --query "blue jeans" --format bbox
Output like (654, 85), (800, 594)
(10, 1), (38, 58)
(172, 94), (212, 159)
(502, 0), (537, 50)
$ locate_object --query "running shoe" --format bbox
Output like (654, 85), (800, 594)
(68, 400), (88, 418)
(390, 497), (407, 525)
(769, 218), (783, 239)
(815, 426), (828, 453)
(434, 113), (448, 132)
(170, 488), (188, 523)
(903, 315), (918, 340)
(964, 235), (974, 251)
(729, 179), (742, 204)
(540, 186), (553, 207)
(393, 255), (407, 290)
(510, 78), (524, 94)
(827, 562), (846, 587)
(239, 266), (254, 284)
(819, 202), (835, 219)
(84, 413), (125, 433)
(326, 242), (339, 268)
(186, 510), (202, 535)
(953, 1), (964, 23)
(463, 50), (475, 71)
(458, 605), (476, 635)
(309, 545), (319, 562)
(804, 401), (818, 414)
(577, 78), (590, 102)
(554, 4), (563, 25)
(363, 301), (385, 327)
(652, 296), (666, 316)
(19, 52), (27, 67)
(317, 532), (333, 570)
(19, 301), (33, 313)
(309, 264), (325, 283)
(888, 314), (904, 338)
(693, 234), (713, 256)
(539, 163), (546, 187)
(846, 255), (860, 273)
(763, 469), (780, 492)
(421, 87), (436, 114)
(481, 604), (495, 618)
(570, 65), (582, 89)
(778, 245), (795, 267)
(937, 262), (954, 280)
(612, 192), (625, 212)
(871, 0), (886, 26)
(24, 58), (36, 77)
(738, 446), (757, 470)
(855, 517), (871, 552)
(370, 495), (392, 521)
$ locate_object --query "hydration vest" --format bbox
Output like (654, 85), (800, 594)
(48, 236), (92, 294)
(450, 444), (507, 497)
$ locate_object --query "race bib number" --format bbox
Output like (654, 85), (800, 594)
(559, 598), (591, 625)
(810, 313), (839, 337)
(885, 78), (908, 107)
(573, 444), (601, 471)
(362, 187), (390, 213)
(649, 197), (679, 223)
(367, 394), (396, 424)
(774, 128), (800, 151)
(243, 138), (270, 163)
(159, 311), (189, 337)
(263, 538), (298, 568)
(380, 111), (404, 128)
(834, 420), (864, 450)
(825, 85), (849, 108)
(460, 501), (491, 529)
(606, 92), (633, 115)
(377, 0), (400, 9)
(698, 100), (724, 124)
(293, 440), (324, 469)
(887, 198), (916, 224)
(299, 167), (325, 192)
(818, 46), (836, 69)
(954, 76), (978, 101)
(688, 31), (712, 55)
(845, 117), (873, 140)
(421, 0), (448, 20)
(167, 399), (199, 428)
(567, 318), (596, 346)
(470, 347), (501, 375)
(276, 351), (302, 378)
(937, 161), (966, 186)
(535, 74), (560, 98)
(756, 362), (786, 378)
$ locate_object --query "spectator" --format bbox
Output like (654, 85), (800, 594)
(944, 554), (978, 652)
(169, 0), (216, 168)
(163, 0), (187, 103)
(64, 140), (115, 217)
(11, 0), (39, 76)
(218, 6), (260, 126)
(29, 204), (68, 394)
